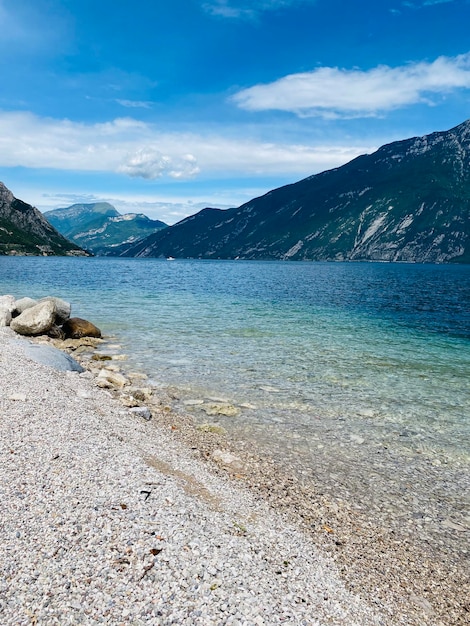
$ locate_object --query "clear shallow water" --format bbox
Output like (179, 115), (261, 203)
(1, 257), (469, 537)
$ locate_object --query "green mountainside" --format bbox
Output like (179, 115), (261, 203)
(44, 203), (167, 255)
(119, 119), (470, 263)
(0, 182), (87, 256)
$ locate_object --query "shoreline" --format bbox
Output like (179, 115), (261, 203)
(1, 327), (468, 624)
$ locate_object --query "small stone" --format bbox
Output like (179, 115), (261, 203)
(9, 393), (27, 402)
(97, 369), (128, 388)
(212, 449), (244, 471)
(129, 406), (152, 420)
(350, 435), (365, 444)
(120, 395), (140, 407)
(130, 388), (152, 402)
(409, 594), (434, 615)
(128, 372), (148, 381)
(76, 389), (95, 399)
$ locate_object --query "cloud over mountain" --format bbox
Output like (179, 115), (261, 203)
(232, 53), (470, 118)
(0, 110), (372, 179)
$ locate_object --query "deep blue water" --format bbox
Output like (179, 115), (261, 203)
(1, 257), (469, 529)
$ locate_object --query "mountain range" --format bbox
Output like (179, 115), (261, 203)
(117, 119), (470, 264)
(0, 182), (86, 256)
(43, 203), (167, 255)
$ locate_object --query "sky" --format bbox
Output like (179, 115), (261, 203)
(1, 0), (470, 224)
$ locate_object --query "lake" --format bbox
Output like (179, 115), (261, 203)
(1, 256), (469, 554)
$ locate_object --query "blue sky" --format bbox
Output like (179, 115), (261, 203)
(1, 0), (469, 223)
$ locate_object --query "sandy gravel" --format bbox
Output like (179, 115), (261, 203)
(0, 327), (468, 625)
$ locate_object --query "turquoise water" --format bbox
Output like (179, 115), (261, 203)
(1, 257), (469, 542)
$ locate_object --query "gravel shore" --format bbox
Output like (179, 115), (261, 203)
(0, 327), (467, 625)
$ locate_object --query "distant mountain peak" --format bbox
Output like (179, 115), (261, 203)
(44, 202), (167, 255)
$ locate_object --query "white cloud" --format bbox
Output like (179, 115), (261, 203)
(232, 53), (470, 118)
(417, 0), (455, 6)
(202, 0), (311, 19)
(116, 99), (153, 109)
(0, 110), (373, 179)
(118, 148), (200, 180)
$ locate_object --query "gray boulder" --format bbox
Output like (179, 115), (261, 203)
(0, 307), (12, 326)
(39, 296), (71, 324)
(10, 300), (56, 336)
(14, 297), (38, 315)
(22, 343), (84, 372)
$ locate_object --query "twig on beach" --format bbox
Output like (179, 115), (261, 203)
(139, 548), (163, 580)
(139, 560), (156, 580)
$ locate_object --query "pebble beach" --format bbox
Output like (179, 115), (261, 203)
(0, 326), (468, 625)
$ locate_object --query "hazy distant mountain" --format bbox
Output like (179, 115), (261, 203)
(44, 203), (167, 255)
(0, 182), (87, 256)
(119, 119), (470, 264)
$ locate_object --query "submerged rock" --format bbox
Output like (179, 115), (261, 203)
(202, 403), (240, 417)
(197, 423), (227, 436)
(55, 337), (103, 350)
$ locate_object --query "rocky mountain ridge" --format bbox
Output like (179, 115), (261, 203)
(0, 183), (86, 256)
(118, 119), (470, 263)
(43, 203), (167, 255)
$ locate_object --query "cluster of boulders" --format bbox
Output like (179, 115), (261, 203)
(1, 292), (154, 421)
(0, 294), (101, 340)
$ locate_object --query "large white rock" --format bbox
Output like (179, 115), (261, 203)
(0, 307), (12, 326)
(0, 295), (16, 313)
(14, 297), (38, 315)
(38, 296), (71, 324)
(10, 300), (56, 336)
